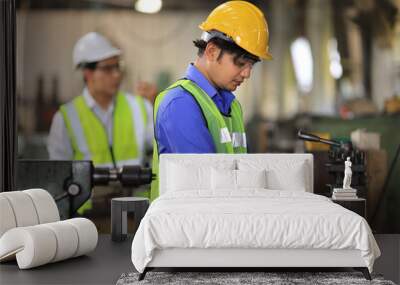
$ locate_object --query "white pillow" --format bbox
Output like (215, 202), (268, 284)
(211, 168), (236, 190)
(166, 159), (236, 192)
(238, 159), (308, 191)
(167, 162), (211, 191)
(236, 169), (267, 189)
(266, 165), (306, 191)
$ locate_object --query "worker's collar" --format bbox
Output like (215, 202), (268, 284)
(186, 64), (235, 99)
(83, 87), (115, 113)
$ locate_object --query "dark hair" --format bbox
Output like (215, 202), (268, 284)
(193, 37), (260, 65)
(79, 61), (98, 70)
(79, 62), (98, 83)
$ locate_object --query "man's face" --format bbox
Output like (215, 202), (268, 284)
(207, 46), (256, 92)
(84, 56), (123, 98)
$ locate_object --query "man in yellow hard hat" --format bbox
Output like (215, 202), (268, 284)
(150, 1), (272, 200)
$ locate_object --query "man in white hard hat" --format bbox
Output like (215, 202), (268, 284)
(47, 32), (154, 212)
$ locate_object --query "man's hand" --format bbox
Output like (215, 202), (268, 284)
(135, 81), (158, 104)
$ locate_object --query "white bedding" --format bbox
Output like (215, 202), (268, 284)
(131, 190), (380, 273)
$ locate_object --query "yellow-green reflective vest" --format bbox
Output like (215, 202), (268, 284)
(60, 92), (149, 213)
(150, 79), (247, 201)
(60, 91), (148, 168)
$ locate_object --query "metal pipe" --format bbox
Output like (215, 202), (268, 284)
(297, 130), (341, 147)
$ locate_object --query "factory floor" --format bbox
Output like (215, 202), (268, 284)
(1, 235), (398, 284)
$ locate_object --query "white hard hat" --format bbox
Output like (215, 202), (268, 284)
(73, 32), (121, 67)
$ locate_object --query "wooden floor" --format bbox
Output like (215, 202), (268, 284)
(0, 234), (398, 285)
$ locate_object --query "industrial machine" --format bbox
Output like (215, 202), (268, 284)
(16, 160), (154, 219)
(297, 130), (367, 197)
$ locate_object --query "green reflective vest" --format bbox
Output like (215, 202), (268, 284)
(150, 79), (247, 201)
(60, 91), (148, 167)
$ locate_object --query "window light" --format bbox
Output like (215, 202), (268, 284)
(290, 37), (314, 93)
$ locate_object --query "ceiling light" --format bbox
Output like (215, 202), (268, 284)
(135, 0), (162, 14)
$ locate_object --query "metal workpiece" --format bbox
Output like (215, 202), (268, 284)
(92, 165), (153, 187)
(111, 197), (149, 242)
(119, 165), (154, 187)
(92, 167), (113, 185)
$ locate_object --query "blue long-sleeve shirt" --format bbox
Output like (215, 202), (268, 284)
(155, 64), (236, 154)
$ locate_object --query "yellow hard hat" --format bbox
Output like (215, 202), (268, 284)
(199, 1), (272, 60)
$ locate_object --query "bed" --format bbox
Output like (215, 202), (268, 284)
(131, 154), (380, 280)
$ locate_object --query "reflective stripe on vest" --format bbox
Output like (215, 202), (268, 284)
(60, 92), (147, 167)
(150, 79), (247, 201)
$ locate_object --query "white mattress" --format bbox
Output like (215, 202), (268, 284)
(131, 190), (380, 273)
